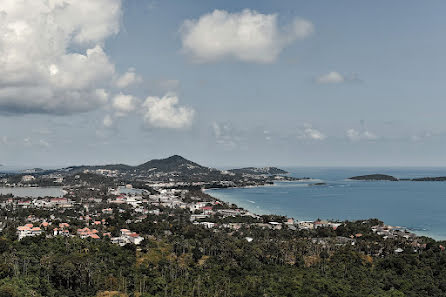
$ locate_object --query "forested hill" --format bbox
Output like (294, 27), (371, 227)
(228, 167), (288, 175)
(60, 155), (299, 184)
(135, 155), (213, 174)
(64, 155), (214, 175)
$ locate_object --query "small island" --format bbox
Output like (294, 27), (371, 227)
(309, 182), (327, 186)
(349, 174), (398, 181)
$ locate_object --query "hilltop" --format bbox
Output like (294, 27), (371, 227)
(56, 155), (300, 186)
(136, 155), (211, 173)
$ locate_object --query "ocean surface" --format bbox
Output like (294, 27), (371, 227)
(207, 167), (446, 240)
(0, 187), (64, 198)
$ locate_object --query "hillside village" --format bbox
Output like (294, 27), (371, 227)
(0, 156), (443, 296)
(0, 156), (426, 254)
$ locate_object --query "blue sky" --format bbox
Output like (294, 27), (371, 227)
(1, 0), (445, 168)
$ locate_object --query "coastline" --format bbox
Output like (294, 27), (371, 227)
(205, 181), (444, 241)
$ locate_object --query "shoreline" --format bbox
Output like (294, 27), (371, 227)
(205, 181), (444, 241)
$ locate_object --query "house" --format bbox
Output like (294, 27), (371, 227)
(40, 222), (50, 228)
(113, 229), (144, 245)
(21, 175), (35, 182)
(128, 233), (144, 245)
(53, 228), (70, 237)
(269, 222), (282, 230)
(286, 218), (295, 225)
(17, 200), (32, 208)
(314, 220), (329, 228)
(102, 208), (113, 214)
(17, 224), (42, 240)
(148, 209), (160, 215)
(77, 228), (99, 239)
(394, 248), (404, 254)
(110, 196), (126, 204)
(49, 197), (71, 207)
(188, 202), (208, 212)
(190, 214), (209, 222)
(59, 223), (70, 229)
(201, 206), (214, 215)
(199, 222), (215, 229)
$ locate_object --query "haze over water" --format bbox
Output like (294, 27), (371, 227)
(208, 167), (446, 240)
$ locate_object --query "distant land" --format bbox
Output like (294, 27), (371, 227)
(350, 174), (399, 181)
(228, 167), (288, 175)
(62, 155), (296, 184)
(2, 155), (303, 188)
(410, 176), (446, 181)
(350, 174), (446, 182)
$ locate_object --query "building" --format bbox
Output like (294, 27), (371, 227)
(21, 175), (35, 183)
(17, 224), (42, 240)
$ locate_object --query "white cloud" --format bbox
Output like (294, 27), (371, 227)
(346, 129), (378, 141)
(315, 71), (345, 84)
(0, 0), (122, 114)
(297, 124), (326, 140)
(112, 93), (138, 115)
(142, 94), (195, 129)
(115, 68), (142, 89)
(180, 9), (314, 63)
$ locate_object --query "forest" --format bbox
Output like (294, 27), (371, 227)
(0, 216), (445, 297)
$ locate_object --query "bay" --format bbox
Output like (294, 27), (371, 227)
(207, 167), (446, 240)
(0, 187), (64, 198)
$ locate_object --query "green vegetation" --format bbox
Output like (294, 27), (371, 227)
(0, 217), (444, 297)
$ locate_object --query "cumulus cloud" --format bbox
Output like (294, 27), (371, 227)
(315, 71), (345, 84)
(297, 124), (326, 140)
(0, 0), (122, 114)
(346, 129), (378, 141)
(112, 93), (139, 116)
(115, 68), (143, 89)
(142, 94), (195, 129)
(180, 9), (314, 63)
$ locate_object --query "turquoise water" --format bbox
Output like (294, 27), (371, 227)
(207, 167), (446, 240)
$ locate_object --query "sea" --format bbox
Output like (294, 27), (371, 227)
(0, 187), (64, 198)
(207, 167), (446, 240)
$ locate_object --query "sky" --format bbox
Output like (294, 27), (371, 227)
(1, 0), (446, 168)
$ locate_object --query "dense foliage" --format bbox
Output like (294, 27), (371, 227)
(0, 218), (445, 297)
